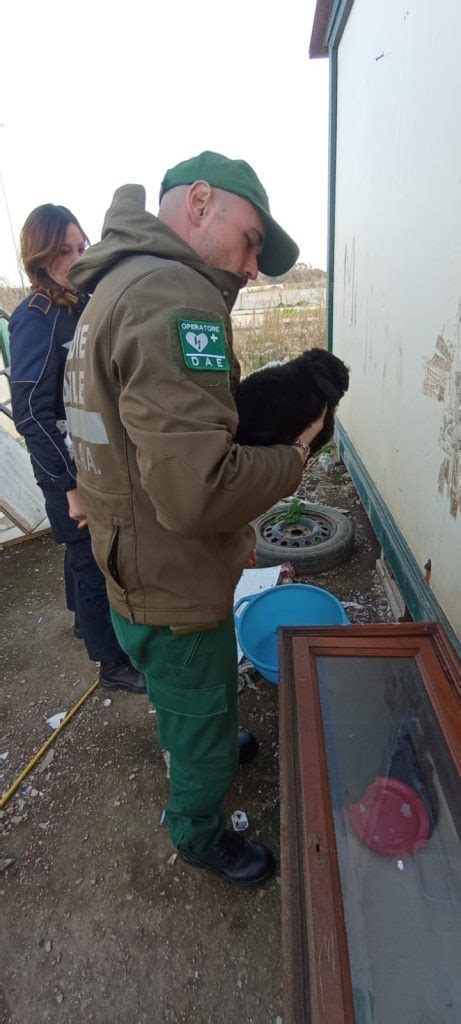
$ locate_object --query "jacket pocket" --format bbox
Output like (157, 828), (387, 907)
(102, 524), (134, 619)
(88, 521), (125, 597)
(107, 524), (123, 588)
(105, 518), (142, 595)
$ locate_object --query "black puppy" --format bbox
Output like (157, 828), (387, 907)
(234, 347), (349, 454)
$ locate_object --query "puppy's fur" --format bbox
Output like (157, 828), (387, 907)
(234, 347), (349, 454)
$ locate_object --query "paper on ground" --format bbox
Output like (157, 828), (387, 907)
(46, 712), (67, 729)
(234, 565), (281, 662)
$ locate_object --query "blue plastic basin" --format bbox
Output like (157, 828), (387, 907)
(234, 583), (349, 684)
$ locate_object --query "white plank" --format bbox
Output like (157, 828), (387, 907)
(0, 425), (48, 534)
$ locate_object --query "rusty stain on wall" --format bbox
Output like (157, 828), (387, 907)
(423, 334), (452, 401)
(423, 311), (461, 518)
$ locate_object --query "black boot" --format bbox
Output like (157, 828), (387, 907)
(178, 828), (274, 887)
(99, 657), (147, 694)
(238, 730), (259, 765)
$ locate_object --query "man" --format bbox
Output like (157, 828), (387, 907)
(64, 151), (325, 887)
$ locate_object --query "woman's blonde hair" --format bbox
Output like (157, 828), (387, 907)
(20, 204), (89, 307)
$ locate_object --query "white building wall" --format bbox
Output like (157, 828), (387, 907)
(333, 0), (461, 638)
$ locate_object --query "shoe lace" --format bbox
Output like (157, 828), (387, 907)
(112, 656), (138, 675)
(124, 662), (140, 677)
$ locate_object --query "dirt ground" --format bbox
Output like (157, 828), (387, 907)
(0, 461), (393, 1024)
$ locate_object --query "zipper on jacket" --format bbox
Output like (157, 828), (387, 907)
(120, 589), (134, 623)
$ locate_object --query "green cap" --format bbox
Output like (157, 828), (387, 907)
(159, 150), (299, 277)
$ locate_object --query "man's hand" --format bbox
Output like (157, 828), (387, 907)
(247, 549), (257, 568)
(298, 404), (328, 447)
(66, 488), (88, 529)
(292, 403), (329, 464)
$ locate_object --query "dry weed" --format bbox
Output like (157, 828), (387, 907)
(233, 297), (326, 377)
(0, 284), (26, 316)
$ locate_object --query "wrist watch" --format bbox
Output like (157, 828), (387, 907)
(293, 440), (311, 465)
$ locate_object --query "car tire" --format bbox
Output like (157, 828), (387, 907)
(253, 501), (354, 572)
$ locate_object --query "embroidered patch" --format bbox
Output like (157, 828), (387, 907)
(177, 319), (230, 372)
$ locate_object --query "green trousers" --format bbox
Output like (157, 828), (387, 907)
(110, 609), (239, 856)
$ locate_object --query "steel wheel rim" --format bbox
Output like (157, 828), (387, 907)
(260, 511), (337, 550)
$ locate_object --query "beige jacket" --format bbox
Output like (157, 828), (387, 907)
(64, 185), (302, 625)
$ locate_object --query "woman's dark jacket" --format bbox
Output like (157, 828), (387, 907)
(9, 290), (88, 493)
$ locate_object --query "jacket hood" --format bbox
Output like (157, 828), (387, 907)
(69, 184), (241, 305)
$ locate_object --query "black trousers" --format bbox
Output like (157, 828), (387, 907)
(42, 488), (124, 664)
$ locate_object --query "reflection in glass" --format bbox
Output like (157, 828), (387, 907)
(317, 656), (461, 1024)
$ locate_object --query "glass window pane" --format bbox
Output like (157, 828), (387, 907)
(317, 655), (461, 1024)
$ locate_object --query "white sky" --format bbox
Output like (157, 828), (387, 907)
(0, 0), (329, 286)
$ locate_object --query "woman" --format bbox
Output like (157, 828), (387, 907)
(9, 204), (145, 693)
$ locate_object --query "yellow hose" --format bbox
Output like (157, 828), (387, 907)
(0, 677), (99, 810)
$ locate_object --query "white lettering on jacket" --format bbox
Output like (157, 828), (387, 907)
(67, 323), (89, 360)
(75, 442), (101, 476)
(65, 322), (108, 476)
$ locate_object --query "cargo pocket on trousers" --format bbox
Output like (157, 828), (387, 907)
(153, 680), (228, 719)
(153, 679), (229, 760)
